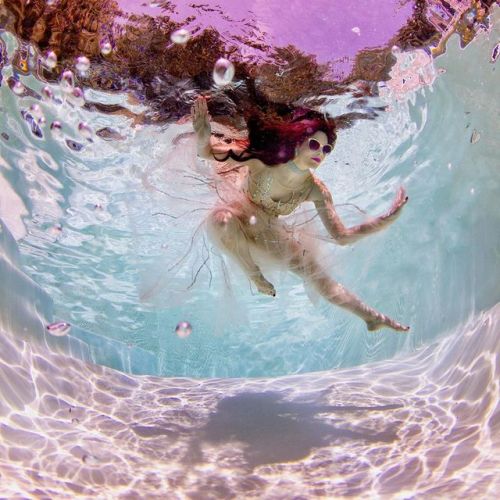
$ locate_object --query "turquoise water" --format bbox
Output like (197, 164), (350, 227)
(0, 6), (499, 498)
(0, 28), (499, 378)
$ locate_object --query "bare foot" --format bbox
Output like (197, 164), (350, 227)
(254, 276), (276, 297)
(366, 314), (410, 332)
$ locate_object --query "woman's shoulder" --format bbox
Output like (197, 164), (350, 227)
(307, 175), (332, 202)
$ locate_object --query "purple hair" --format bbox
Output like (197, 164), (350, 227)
(217, 110), (337, 166)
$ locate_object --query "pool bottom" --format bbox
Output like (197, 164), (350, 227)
(0, 300), (498, 497)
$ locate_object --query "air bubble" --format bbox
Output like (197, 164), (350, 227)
(351, 27), (361, 35)
(44, 50), (58, 69)
(78, 122), (93, 140)
(171, 29), (190, 45)
(249, 215), (257, 225)
(82, 454), (99, 465)
(175, 321), (192, 338)
(42, 85), (54, 101)
(75, 56), (90, 75)
(12, 81), (25, 95)
(60, 70), (75, 93)
(50, 121), (62, 137)
(29, 103), (43, 120)
(70, 87), (85, 107)
(46, 321), (71, 336)
(213, 58), (235, 86)
(470, 129), (480, 144)
(100, 40), (112, 56)
(491, 43), (499, 64)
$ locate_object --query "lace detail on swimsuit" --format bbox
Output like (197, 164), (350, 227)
(247, 169), (311, 217)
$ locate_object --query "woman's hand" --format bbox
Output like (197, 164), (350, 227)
(191, 96), (211, 145)
(382, 187), (409, 221)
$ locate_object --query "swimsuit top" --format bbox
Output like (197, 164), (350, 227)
(246, 168), (312, 217)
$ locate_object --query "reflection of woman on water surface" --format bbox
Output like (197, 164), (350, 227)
(192, 96), (409, 332)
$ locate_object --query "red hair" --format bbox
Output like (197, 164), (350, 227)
(217, 109), (337, 166)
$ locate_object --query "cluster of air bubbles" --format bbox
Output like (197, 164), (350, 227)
(213, 58), (235, 86)
(75, 56), (90, 75)
(12, 80), (25, 95)
(46, 321), (71, 337)
(171, 28), (190, 45)
(44, 50), (58, 70)
(175, 321), (192, 338)
(60, 70), (75, 93)
(100, 39), (113, 56)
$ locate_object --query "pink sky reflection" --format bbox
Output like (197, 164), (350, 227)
(119, 1), (413, 77)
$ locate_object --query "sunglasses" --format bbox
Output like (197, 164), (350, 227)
(308, 139), (333, 155)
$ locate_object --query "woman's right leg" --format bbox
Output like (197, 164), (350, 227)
(207, 208), (276, 296)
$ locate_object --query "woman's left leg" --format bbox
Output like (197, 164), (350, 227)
(251, 223), (409, 332)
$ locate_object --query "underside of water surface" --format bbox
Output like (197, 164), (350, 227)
(0, 0), (499, 497)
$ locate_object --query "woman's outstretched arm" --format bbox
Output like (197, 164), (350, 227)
(308, 177), (408, 245)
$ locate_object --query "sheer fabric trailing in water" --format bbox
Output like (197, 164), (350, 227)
(133, 125), (340, 332)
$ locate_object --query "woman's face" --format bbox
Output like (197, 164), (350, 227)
(294, 131), (332, 170)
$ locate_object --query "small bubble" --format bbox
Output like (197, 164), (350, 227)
(447, 163), (452, 170)
(42, 85), (54, 101)
(100, 40), (112, 56)
(491, 43), (499, 64)
(470, 188), (475, 195)
(171, 28), (190, 45)
(83, 454), (99, 465)
(351, 27), (361, 35)
(464, 11), (475, 26)
(50, 121), (62, 136)
(249, 215), (257, 225)
(46, 321), (71, 336)
(12, 81), (25, 95)
(60, 70), (75, 93)
(175, 321), (192, 338)
(470, 129), (480, 144)
(66, 139), (85, 151)
(29, 103), (44, 120)
(75, 56), (90, 75)
(70, 87), (85, 107)
(78, 122), (93, 140)
(44, 50), (58, 70)
(213, 58), (235, 86)
(48, 223), (63, 237)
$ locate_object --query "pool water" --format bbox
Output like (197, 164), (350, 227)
(0, 2), (499, 497)
(0, 26), (498, 378)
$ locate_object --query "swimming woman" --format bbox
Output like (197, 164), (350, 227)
(191, 96), (409, 332)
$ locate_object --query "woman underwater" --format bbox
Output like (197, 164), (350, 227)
(191, 96), (409, 332)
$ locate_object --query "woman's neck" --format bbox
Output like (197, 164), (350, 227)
(273, 160), (311, 188)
